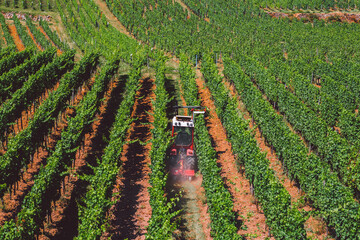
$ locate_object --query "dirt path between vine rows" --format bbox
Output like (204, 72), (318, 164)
(25, 24), (43, 50)
(93, 0), (137, 41)
(38, 74), (127, 240)
(92, 2), (212, 238)
(101, 77), (153, 240)
(195, 66), (272, 239)
(38, 25), (62, 55)
(7, 22), (25, 51)
(267, 10), (360, 24)
(215, 61), (331, 239)
(165, 68), (212, 240)
(0, 22), (6, 46)
(0, 74), (94, 226)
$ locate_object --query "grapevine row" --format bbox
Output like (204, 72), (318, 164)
(146, 53), (180, 239)
(0, 46), (16, 60)
(0, 50), (74, 143)
(0, 47), (56, 104)
(178, 54), (240, 239)
(0, 14), (15, 47)
(0, 51), (98, 198)
(0, 48), (33, 75)
(236, 53), (360, 192)
(26, 17), (53, 50)
(201, 53), (307, 238)
(39, 19), (70, 51)
(0, 51), (100, 239)
(268, 58), (360, 145)
(76, 52), (143, 239)
(12, 14), (37, 49)
(224, 58), (360, 239)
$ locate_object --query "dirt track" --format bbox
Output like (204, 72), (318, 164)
(195, 66), (273, 238)
(102, 77), (153, 240)
(0, 75), (93, 227)
(39, 75), (126, 239)
(268, 10), (360, 23)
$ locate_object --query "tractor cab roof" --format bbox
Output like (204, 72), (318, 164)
(172, 115), (194, 128)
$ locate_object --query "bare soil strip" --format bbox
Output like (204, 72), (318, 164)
(166, 67), (212, 240)
(101, 77), (153, 240)
(268, 10), (360, 23)
(217, 62), (331, 239)
(38, 25), (62, 54)
(38, 75), (127, 240)
(225, 70), (330, 239)
(170, 176), (210, 240)
(195, 67), (272, 239)
(0, 76), (93, 226)
(0, 23), (6, 46)
(1, 81), (61, 151)
(8, 23), (25, 51)
(25, 24), (43, 50)
(93, 0), (137, 41)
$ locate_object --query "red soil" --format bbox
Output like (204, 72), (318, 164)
(39, 75), (118, 239)
(0, 77), (92, 226)
(268, 11), (360, 24)
(101, 77), (154, 240)
(8, 24), (25, 51)
(195, 67), (272, 238)
(38, 25), (62, 55)
(171, 66), (212, 239)
(25, 25), (43, 50)
(1, 71), (66, 152)
(218, 62), (332, 239)
(0, 23), (6, 46)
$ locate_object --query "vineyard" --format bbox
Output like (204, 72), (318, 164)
(0, 0), (360, 239)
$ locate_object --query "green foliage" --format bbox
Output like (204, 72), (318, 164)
(12, 14), (37, 49)
(0, 52), (100, 239)
(0, 46), (17, 60)
(0, 51), (99, 199)
(55, 0), (140, 58)
(76, 53), (142, 239)
(39, 19), (70, 51)
(179, 54), (241, 239)
(235, 53), (360, 194)
(0, 49), (73, 144)
(202, 53), (306, 239)
(0, 48), (33, 75)
(224, 58), (360, 239)
(26, 17), (53, 50)
(0, 14), (15, 47)
(0, 47), (56, 104)
(146, 53), (181, 239)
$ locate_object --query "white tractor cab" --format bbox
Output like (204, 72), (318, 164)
(169, 106), (205, 180)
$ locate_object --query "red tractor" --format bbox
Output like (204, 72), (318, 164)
(169, 106), (205, 180)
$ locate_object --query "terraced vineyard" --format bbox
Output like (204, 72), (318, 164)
(1, 0), (360, 239)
